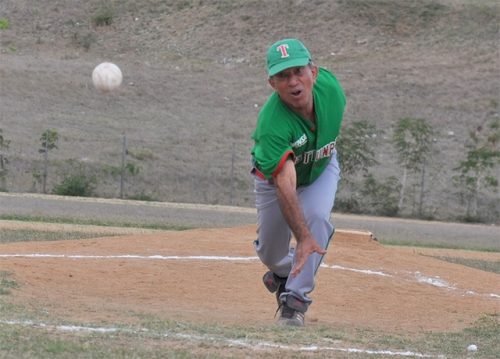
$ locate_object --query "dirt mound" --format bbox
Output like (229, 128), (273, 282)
(0, 226), (498, 333)
(334, 229), (378, 247)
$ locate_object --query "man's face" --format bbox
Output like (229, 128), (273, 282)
(268, 65), (318, 115)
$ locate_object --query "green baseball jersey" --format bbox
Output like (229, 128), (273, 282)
(251, 67), (346, 186)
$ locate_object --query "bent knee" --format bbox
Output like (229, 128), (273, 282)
(306, 211), (332, 228)
(254, 241), (292, 276)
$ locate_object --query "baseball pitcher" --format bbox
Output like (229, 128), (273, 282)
(251, 38), (346, 326)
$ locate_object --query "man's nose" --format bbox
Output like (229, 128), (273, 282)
(287, 73), (299, 86)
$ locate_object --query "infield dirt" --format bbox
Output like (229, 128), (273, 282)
(1, 225), (498, 333)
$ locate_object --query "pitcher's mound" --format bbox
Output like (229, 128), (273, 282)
(1, 225), (498, 332)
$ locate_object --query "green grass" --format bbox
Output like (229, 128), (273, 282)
(0, 229), (119, 243)
(0, 214), (192, 231)
(429, 256), (500, 274)
(0, 18), (9, 30)
(0, 310), (498, 358)
(382, 239), (500, 253)
(0, 272), (18, 295)
(0, 325), (193, 358)
(416, 314), (500, 358)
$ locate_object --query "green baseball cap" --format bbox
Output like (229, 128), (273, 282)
(266, 38), (312, 77)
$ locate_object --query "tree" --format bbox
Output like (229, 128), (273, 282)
(392, 117), (434, 216)
(335, 120), (380, 213)
(118, 134), (145, 199)
(0, 129), (10, 191)
(360, 174), (401, 216)
(336, 120), (379, 178)
(38, 129), (59, 193)
(102, 135), (144, 199)
(453, 117), (500, 221)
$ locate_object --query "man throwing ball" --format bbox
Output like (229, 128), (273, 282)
(251, 39), (346, 326)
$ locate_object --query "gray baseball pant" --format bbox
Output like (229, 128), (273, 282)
(253, 152), (340, 309)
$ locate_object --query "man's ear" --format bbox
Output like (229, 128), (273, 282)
(311, 65), (319, 82)
(268, 76), (276, 89)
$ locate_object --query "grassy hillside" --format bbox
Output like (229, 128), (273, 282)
(0, 0), (498, 222)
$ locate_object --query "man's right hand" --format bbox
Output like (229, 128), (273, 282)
(274, 159), (326, 277)
(291, 234), (327, 277)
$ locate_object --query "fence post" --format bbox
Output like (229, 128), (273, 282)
(120, 133), (127, 199)
(230, 143), (235, 205)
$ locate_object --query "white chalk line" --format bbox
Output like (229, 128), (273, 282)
(0, 253), (258, 261)
(1, 253), (498, 299)
(0, 319), (443, 358)
(321, 263), (391, 277)
(0, 254), (390, 276)
(413, 271), (456, 290)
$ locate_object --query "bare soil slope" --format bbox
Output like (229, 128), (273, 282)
(0, 0), (499, 220)
(1, 226), (498, 333)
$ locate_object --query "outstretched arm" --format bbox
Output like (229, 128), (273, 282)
(273, 158), (326, 277)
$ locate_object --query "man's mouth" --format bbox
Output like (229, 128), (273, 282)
(291, 90), (302, 97)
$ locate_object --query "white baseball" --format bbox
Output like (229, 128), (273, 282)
(467, 344), (477, 352)
(92, 62), (123, 92)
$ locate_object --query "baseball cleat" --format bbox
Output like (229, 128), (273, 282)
(277, 303), (305, 327)
(262, 271), (287, 305)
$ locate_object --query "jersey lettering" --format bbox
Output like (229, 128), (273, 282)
(303, 150), (314, 164)
(296, 141), (336, 165)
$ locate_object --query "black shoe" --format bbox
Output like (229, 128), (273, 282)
(277, 303), (305, 327)
(262, 271), (287, 305)
(276, 295), (308, 327)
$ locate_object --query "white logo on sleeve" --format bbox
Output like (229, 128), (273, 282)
(291, 134), (307, 148)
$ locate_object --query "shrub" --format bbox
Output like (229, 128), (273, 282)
(53, 174), (96, 197)
(0, 18), (9, 30)
(72, 32), (96, 50)
(176, 1), (193, 11)
(128, 148), (155, 161)
(335, 196), (361, 214)
(92, 6), (114, 26)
